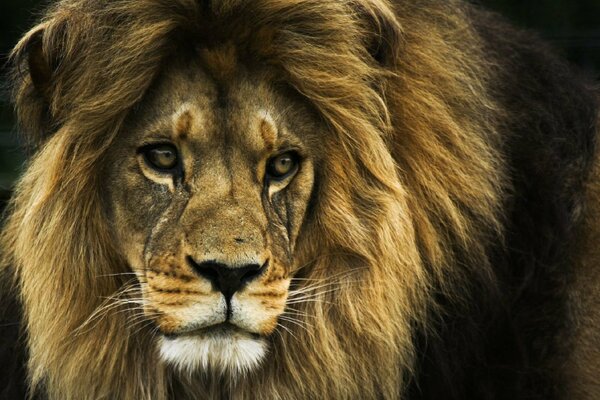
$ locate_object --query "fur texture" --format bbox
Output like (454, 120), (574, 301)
(1, 0), (598, 399)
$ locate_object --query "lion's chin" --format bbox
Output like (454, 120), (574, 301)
(158, 327), (268, 375)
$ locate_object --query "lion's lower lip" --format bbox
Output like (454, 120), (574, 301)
(164, 322), (260, 339)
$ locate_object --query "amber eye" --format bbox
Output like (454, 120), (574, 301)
(266, 152), (299, 180)
(142, 144), (179, 171)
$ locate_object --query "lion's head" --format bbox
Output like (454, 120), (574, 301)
(104, 52), (323, 372)
(3, 0), (509, 398)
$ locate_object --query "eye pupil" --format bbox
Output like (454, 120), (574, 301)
(145, 145), (178, 170)
(276, 156), (292, 174)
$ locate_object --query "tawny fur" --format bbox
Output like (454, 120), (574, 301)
(1, 0), (598, 399)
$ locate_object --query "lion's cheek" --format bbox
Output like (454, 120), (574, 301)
(231, 288), (289, 335)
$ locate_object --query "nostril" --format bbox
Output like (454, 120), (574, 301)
(240, 260), (268, 285)
(186, 256), (220, 284)
(241, 269), (260, 284)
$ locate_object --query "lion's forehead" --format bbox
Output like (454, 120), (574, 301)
(133, 60), (282, 157)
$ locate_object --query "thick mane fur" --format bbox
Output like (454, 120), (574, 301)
(2, 0), (598, 399)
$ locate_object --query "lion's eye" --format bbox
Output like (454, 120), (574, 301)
(266, 152), (299, 180)
(143, 144), (179, 171)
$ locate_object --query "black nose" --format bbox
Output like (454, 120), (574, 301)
(187, 257), (267, 299)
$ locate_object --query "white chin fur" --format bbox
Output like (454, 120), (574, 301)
(159, 332), (267, 376)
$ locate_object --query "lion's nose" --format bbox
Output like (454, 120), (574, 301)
(186, 257), (267, 299)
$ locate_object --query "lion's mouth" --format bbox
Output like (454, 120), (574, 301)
(161, 321), (262, 340)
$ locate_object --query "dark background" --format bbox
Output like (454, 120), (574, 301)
(1, 0), (599, 193)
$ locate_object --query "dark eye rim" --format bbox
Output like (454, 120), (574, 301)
(266, 150), (301, 182)
(138, 142), (181, 174)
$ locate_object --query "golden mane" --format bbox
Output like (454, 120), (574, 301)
(3, 0), (512, 398)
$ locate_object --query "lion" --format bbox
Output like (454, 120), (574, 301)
(0, 0), (598, 399)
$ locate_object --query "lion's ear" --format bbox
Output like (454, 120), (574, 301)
(25, 28), (53, 99)
(11, 24), (57, 147)
(354, 0), (403, 67)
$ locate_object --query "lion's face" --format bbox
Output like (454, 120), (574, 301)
(103, 55), (319, 373)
